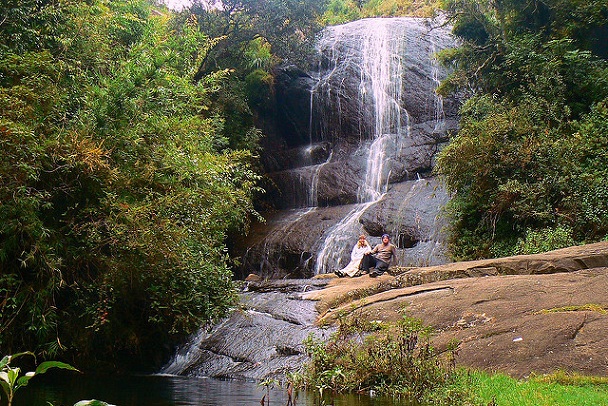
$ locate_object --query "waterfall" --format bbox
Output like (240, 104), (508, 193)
(236, 16), (457, 279)
(314, 202), (375, 274)
(312, 18), (437, 273)
(159, 328), (209, 375)
(314, 19), (411, 197)
(162, 16), (458, 384)
(308, 150), (333, 207)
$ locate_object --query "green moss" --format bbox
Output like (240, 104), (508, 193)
(536, 304), (607, 315)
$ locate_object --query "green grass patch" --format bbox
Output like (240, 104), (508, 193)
(468, 370), (608, 406)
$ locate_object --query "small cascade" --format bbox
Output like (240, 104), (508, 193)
(308, 150), (333, 207)
(314, 201), (375, 274)
(159, 326), (211, 375)
(429, 34), (446, 133)
(360, 135), (391, 201)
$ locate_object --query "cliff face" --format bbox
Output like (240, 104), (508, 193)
(232, 17), (460, 279)
(305, 242), (608, 378)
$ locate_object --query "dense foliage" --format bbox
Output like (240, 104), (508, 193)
(185, 0), (327, 74)
(0, 0), (264, 370)
(436, 0), (608, 259)
(321, 0), (442, 25)
(295, 315), (467, 404)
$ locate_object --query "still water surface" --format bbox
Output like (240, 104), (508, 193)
(13, 373), (412, 406)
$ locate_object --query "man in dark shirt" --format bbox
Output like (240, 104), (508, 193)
(359, 234), (397, 277)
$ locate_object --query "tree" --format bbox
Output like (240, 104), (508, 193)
(182, 0), (327, 79)
(436, 0), (608, 259)
(1, 0), (261, 370)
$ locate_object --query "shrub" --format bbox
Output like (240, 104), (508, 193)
(297, 314), (468, 404)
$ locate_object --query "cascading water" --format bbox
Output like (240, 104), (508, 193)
(312, 18), (444, 273)
(235, 16), (459, 279)
(313, 19), (409, 199)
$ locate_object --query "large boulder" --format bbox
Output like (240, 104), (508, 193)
(307, 242), (608, 378)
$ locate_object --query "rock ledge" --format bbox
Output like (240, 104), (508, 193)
(305, 242), (608, 378)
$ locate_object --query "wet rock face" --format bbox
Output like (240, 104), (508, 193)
(271, 65), (317, 148)
(234, 17), (460, 279)
(235, 179), (449, 279)
(309, 17), (459, 144)
(161, 280), (334, 381)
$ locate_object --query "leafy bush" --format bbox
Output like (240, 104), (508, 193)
(436, 2), (608, 259)
(0, 352), (78, 406)
(515, 226), (575, 255)
(295, 314), (468, 404)
(320, 0), (441, 25)
(0, 0), (261, 370)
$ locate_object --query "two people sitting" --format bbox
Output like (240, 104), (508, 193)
(334, 233), (396, 278)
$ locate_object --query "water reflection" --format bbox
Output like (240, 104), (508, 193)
(12, 374), (411, 406)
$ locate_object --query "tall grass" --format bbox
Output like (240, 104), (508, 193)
(292, 313), (470, 404)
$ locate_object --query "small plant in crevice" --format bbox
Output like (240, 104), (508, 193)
(297, 313), (470, 404)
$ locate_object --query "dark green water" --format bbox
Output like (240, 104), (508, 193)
(10, 373), (411, 406)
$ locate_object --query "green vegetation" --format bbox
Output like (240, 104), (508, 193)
(0, 0), (327, 371)
(536, 304), (607, 315)
(321, 0), (442, 25)
(435, 0), (608, 259)
(183, 0), (326, 74)
(468, 370), (608, 406)
(293, 314), (468, 404)
(1, 0), (326, 371)
(1, 352), (78, 406)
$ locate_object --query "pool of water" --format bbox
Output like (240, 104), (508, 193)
(11, 373), (412, 406)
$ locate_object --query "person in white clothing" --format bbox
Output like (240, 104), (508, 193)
(334, 235), (372, 277)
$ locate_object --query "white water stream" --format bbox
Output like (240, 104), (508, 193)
(313, 18), (444, 273)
